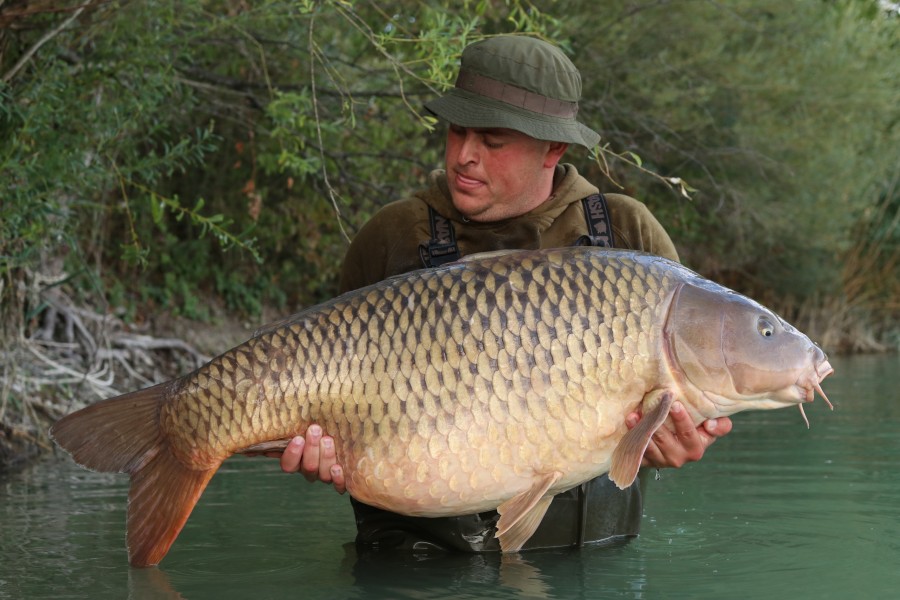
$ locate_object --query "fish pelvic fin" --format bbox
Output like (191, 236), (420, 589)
(50, 382), (219, 567)
(496, 471), (562, 552)
(609, 390), (675, 490)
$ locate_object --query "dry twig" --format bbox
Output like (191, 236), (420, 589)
(0, 270), (211, 465)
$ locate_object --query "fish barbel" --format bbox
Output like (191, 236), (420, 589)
(50, 247), (833, 566)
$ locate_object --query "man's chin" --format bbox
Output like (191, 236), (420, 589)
(449, 191), (490, 221)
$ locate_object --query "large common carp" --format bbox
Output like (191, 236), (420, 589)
(51, 248), (833, 567)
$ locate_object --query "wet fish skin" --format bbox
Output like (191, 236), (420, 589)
(50, 247), (832, 566)
(169, 249), (677, 511)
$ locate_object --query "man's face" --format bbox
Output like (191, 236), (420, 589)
(444, 124), (567, 222)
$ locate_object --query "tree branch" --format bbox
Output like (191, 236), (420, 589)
(2, 5), (85, 83)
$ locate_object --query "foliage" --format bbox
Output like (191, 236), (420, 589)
(837, 175), (900, 349)
(0, 0), (897, 467)
(1, 0), (561, 322)
(556, 0), (899, 306)
(0, 0), (897, 339)
(0, 1), (257, 322)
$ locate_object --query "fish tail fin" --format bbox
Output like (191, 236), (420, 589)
(50, 382), (220, 567)
(127, 446), (219, 567)
(50, 382), (170, 473)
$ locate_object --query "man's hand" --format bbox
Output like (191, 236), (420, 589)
(625, 401), (733, 469)
(268, 424), (346, 494)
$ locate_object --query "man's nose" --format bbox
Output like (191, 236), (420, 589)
(455, 130), (479, 165)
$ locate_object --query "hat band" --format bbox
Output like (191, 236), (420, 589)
(455, 68), (579, 119)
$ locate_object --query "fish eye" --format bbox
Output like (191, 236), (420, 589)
(757, 317), (775, 338)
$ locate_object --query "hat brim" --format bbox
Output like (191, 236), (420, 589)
(425, 88), (600, 149)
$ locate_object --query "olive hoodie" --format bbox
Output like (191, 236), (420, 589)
(340, 164), (678, 293)
(336, 162), (678, 550)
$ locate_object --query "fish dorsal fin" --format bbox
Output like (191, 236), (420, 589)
(609, 390), (675, 490)
(496, 471), (562, 552)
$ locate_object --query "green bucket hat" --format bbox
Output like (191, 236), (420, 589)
(425, 36), (601, 149)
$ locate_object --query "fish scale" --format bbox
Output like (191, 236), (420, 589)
(161, 249), (670, 515)
(50, 247), (833, 566)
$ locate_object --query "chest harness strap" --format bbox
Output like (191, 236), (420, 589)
(419, 194), (615, 268)
(574, 193), (615, 248)
(418, 206), (461, 268)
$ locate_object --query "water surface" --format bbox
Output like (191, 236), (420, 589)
(1, 354), (898, 599)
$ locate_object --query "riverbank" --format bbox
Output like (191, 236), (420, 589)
(0, 291), (260, 473)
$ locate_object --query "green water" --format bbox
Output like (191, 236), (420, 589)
(2, 354), (898, 599)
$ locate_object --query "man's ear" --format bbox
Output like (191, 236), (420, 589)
(543, 141), (569, 168)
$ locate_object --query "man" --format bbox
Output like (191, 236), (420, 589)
(276, 35), (732, 550)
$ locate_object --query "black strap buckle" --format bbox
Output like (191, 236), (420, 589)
(419, 206), (461, 267)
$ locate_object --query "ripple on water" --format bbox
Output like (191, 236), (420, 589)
(2, 355), (899, 599)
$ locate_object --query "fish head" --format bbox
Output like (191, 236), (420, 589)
(665, 282), (833, 420)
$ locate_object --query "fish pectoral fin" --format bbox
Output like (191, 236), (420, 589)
(496, 471), (562, 552)
(608, 390), (676, 490)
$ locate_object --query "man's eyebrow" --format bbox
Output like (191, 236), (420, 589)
(449, 125), (517, 138)
(471, 127), (513, 136)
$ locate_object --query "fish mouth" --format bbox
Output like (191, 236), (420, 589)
(794, 358), (835, 428)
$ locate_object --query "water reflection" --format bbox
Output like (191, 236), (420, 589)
(125, 541), (648, 600)
(341, 540), (646, 600)
(127, 568), (186, 600)
(2, 354), (899, 599)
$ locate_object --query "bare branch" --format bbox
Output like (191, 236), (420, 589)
(308, 13), (351, 244)
(2, 5), (86, 83)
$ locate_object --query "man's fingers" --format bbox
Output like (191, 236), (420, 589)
(666, 401), (699, 439)
(704, 416), (733, 438)
(639, 439), (664, 468)
(318, 436), (338, 482)
(330, 465), (347, 495)
(275, 425), (347, 494)
(300, 425), (322, 481)
(660, 402), (707, 464)
(626, 401), (734, 469)
(280, 436), (305, 473)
